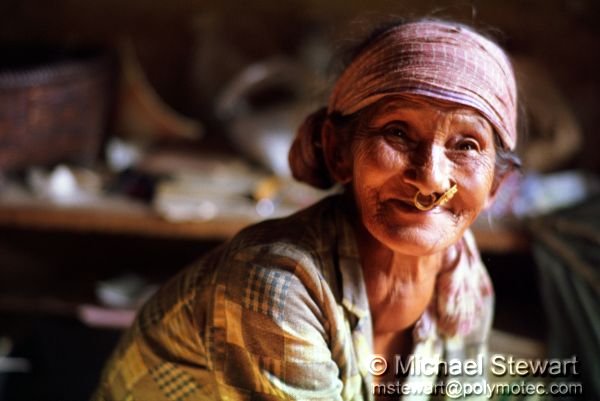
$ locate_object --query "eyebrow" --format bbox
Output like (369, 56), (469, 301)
(452, 112), (492, 134)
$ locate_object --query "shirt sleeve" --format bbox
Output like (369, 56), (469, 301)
(207, 245), (345, 400)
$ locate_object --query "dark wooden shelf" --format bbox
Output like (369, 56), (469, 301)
(0, 197), (254, 240)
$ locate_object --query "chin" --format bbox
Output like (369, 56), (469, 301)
(367, 209), (470, 256)
(380, 225), (456, 256)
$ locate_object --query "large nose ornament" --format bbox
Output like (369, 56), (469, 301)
(413, 184), (458, 211)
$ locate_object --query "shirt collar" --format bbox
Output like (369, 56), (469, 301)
(333, 196), (370, 326)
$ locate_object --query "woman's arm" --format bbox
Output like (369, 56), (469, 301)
(206, 248), (345, 400)
(94, 245), (347, 401)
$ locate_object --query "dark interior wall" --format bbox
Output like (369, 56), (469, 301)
(0, 0), (599, 171)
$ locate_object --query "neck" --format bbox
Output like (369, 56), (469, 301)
(349, 205), (444, 334)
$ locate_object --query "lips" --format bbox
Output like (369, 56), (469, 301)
(388, 198), (427, 212)
(386, 197), (445, 214)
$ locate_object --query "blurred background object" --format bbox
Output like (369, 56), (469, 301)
(216, 57), (324, 176)
(0, 46), (112, 170)
(512, 56), (583, 173)
(114, 39), (203, 143)
(530, 197), (600, 400)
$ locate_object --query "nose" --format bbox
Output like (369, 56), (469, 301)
(403, 143), (453, 196)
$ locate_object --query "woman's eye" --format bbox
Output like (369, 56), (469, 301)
(388, 128), (406, 138)
(382, 124), (408, 139)
(456, 139), (480, 152)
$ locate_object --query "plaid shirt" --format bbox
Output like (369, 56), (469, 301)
(93, 195), (493, 401)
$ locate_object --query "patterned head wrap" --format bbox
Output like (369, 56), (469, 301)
(328, 20), (517, 150)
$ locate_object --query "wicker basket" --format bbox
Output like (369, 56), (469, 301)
(0, 48), (112, 170)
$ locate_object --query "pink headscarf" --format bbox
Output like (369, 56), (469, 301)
(328, 20), (517, 150)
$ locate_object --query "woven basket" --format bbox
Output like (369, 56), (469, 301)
(0, 48), (112, 170)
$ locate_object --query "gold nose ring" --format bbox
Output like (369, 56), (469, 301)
(413, 184), (458, 211)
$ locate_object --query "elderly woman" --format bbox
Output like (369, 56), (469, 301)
(94, 19), (519, 400)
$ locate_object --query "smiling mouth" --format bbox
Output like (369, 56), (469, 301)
(386, 198), (443, 214)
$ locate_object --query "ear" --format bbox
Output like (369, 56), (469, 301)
(321, 119), (353, 184)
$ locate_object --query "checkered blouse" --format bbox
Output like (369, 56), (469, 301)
(92, 194), (493, 401)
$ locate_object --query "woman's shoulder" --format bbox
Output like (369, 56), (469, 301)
(226, 194), (342, 261)
(209, 194), (345, 300)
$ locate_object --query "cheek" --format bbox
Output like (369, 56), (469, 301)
(352, 138), (406, 185)
(455, 156), (496, 212)
(350, 140), (397, 216)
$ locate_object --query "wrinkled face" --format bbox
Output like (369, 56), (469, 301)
(347, 95), (497, 256)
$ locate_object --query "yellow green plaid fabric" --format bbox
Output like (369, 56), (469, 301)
(92, 195), (493, 401)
